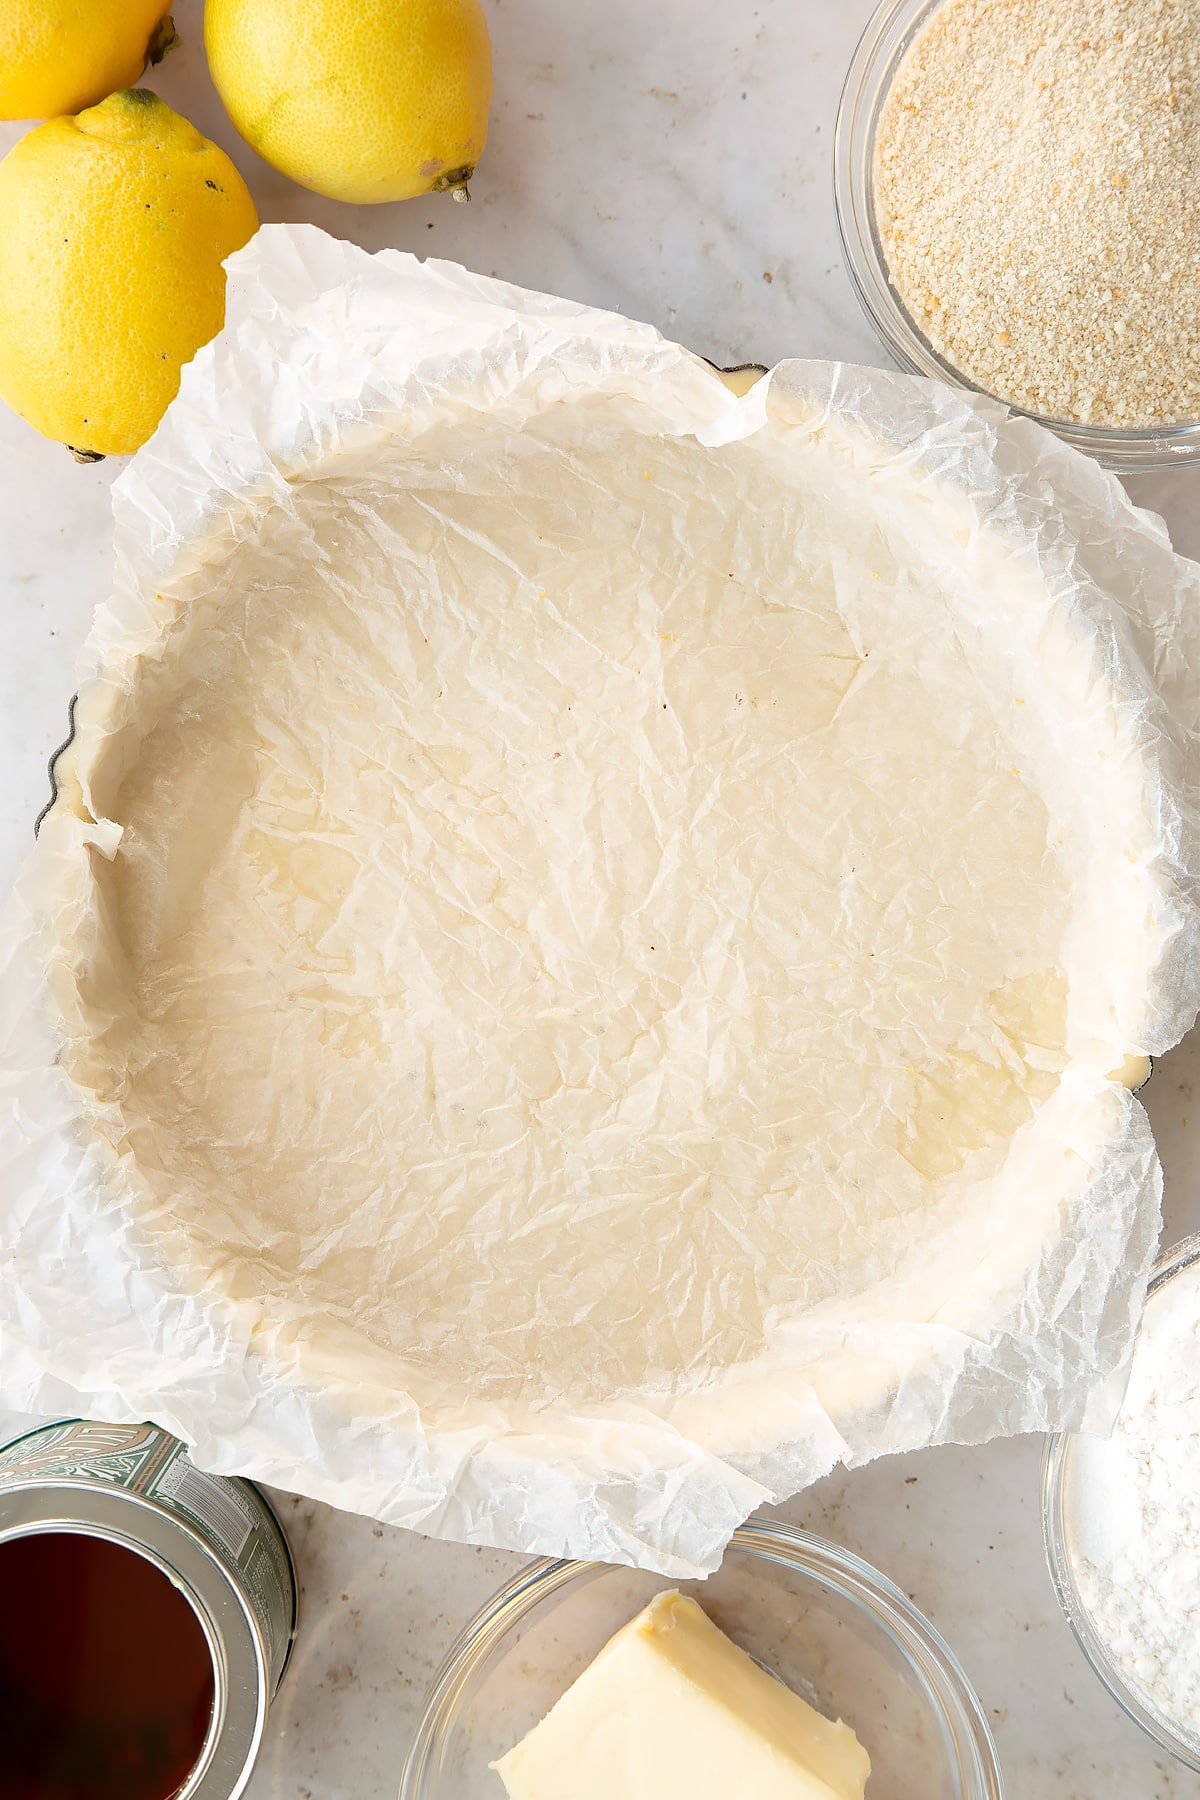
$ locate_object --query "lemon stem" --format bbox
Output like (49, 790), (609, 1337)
(434, 164), (475, 202)
(67, 446), (105, 464)
(146, 14), (180, 68)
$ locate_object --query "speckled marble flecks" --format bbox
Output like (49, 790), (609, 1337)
(1, 3), (1199, 1794)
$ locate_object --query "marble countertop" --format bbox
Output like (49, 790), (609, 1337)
(3, 2), (1200, 1794)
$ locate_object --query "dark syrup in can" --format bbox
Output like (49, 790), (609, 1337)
(0, 1531), (216, 1800)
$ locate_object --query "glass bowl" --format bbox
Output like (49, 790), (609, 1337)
(833, 0), (1200, 473)
(1043, 1233), (1200, 1772)
(399, 1515), (1003, 1798)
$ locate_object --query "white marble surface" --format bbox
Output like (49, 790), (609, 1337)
(2, 2), (1200, 1794)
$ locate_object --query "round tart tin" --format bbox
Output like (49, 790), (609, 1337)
(0, 1418), (297, 1799)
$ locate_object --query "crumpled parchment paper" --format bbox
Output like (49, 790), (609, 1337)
(1, 224), (1198, 1576)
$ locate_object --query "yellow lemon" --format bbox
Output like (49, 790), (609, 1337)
(0, 90), (258, 458)
(205, 0), (492, 204)
(0, 0), (178, 122)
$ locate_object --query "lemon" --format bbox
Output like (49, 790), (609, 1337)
(205, 0), (492, 204)
(0, 0), (178, 122)
(0, 90), (257, 458)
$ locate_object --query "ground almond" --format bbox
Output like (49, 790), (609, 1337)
(874, 0), (1200, 428)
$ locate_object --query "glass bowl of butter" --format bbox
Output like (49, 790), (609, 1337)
(399, 1515), (1003, 1799)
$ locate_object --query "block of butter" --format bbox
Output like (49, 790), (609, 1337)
(492, 1589), (870, 1799)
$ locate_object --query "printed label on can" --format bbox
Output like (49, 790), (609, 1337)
(0, 1419), (167, 1487)
(0, 1421), (296, 1688)
(155, 1457), (256, 1559)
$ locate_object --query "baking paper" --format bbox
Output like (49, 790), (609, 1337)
(0, 224), (1198, 1576)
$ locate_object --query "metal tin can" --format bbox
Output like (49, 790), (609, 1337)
(0, 1418), (297, 1799)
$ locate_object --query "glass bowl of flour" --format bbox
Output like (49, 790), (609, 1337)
(1043, 1233), (1200, 1770)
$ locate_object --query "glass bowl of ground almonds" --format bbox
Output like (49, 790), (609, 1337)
(834, 0), (1200, 471)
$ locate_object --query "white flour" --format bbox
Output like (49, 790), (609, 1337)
(1071, 1253), (1200, 1736)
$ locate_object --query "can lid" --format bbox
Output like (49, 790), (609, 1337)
(0, 1483), (269, 1800)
